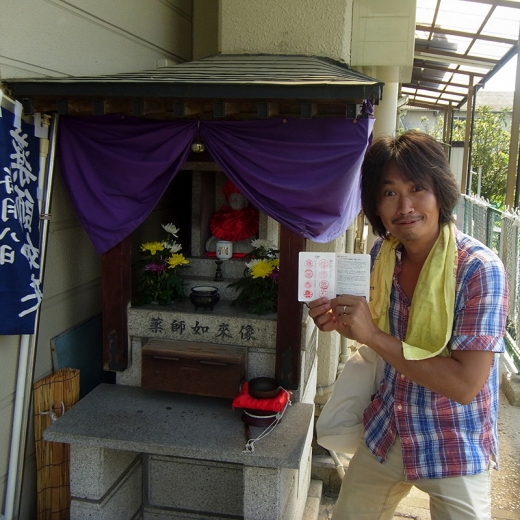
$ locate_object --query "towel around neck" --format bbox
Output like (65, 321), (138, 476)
(369, 223), (457, 360)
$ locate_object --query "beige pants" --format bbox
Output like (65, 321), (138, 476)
(332, 437), (491, 520)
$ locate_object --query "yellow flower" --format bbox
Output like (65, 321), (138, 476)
(250, 259), (275, 279)
(141, 241), (164, 255)
(166, 254), (189, 269)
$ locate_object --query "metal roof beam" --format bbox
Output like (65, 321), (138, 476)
(414, 50), (496, 69)
(412, 62), (486, 77)
(415, 24), (518, 45)
(410, 75), (470, 89)
(460, 0), (520, 8)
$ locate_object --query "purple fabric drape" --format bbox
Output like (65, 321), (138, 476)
(58, 114), (373, 255)
(59, 115), (197, 253)
(200, 118), (374, 244)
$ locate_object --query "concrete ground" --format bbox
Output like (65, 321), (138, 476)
(317, 390), (520, 520)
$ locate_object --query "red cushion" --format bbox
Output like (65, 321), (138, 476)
(232, 382), (291, 412)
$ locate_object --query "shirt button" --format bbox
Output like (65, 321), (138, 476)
(397, 404), (403, 411)
(400, 374), (406, 379)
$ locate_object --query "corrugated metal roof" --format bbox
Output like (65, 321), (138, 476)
(404, 0), (520, 110)
(5, 54), (383, 101)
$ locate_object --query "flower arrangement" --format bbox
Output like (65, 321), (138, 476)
(228, 239), (280, 315)
(134, 223), (189, 305)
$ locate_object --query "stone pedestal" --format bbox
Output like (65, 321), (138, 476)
(44, 384), (314, 520)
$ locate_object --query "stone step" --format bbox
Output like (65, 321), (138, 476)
(302, 479), (324, 520)
(311, 446), (346, 496)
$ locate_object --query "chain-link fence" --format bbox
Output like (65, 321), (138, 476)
(457, 195), (520, 370)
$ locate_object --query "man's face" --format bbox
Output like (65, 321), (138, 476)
(376, 161), (441, 248)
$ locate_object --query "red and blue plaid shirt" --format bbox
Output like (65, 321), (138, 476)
(364, 227), (508, 480)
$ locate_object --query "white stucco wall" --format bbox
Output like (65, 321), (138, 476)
(0, 0), (192, 80)
(220, 0), (353, 63)
(0, 2), (193, 516)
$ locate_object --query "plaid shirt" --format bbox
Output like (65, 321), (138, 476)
(364, 227), (508, 480)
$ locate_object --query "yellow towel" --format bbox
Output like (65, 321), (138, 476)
(369, 224), (457, 360)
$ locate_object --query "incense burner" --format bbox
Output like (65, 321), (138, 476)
(189, 286), (220, 311)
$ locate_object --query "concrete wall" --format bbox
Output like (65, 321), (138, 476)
(220, 0), (354, 63)
(0, 2), (192, 517)
(193, 0), (219, 60)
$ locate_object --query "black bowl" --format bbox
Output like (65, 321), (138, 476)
(190, 286), (220, 310)
(248, 377), (280, 399)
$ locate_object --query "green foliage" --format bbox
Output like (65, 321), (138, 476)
(228, 239), (280, 315)
(134, 265), (187, 305)
(421, 106), (512, 209)
(228, 274), (279, 315)
(453, 106), (511, 209)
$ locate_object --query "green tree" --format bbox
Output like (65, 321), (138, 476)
(452, 106), (511, 209)
(421, 106), (511, 209)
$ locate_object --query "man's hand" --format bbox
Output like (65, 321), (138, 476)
(307, 297), (337, 332)
(331, 295), (384, 346)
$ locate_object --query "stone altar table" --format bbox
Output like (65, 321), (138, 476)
(44, 383), (314, 520)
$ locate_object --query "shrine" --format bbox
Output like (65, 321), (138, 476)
(6, 53), (381, 519)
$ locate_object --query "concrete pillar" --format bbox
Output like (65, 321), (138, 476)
(364, 65), (400, 253)
(307, 234), (345, 408)
(372, 66), (400, 138)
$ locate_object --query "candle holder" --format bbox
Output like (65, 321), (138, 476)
(214, 259), (224, 281)
(215, 240), (233, 281)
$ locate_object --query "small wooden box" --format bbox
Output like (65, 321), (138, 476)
(141, 339), (247, 399)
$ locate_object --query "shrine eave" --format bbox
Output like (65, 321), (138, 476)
(4, 54), (384, 103)
(6, 81), (381, 101)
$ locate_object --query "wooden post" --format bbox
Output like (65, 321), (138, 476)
(506, 35), (520, 208)
(102, 237), (132, 371)
(460, 78), (474, 194)
(275, 226), (306, 389)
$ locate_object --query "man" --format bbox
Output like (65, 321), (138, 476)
(309, 131), (508, 519)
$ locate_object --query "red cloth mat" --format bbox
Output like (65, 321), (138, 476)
(232, 382), (291, 412)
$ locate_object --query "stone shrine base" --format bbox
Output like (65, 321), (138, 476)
(44, 384), (314, 520)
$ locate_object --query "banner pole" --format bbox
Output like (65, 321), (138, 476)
(3, 113), (58, 520)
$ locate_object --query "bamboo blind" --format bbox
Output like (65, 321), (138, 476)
(33, 368), (80, 520)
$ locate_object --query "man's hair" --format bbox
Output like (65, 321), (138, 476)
(361, 130), (460, 238)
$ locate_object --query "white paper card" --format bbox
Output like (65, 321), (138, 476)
(298, 252), (370, 302)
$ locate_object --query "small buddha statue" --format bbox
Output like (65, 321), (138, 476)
(205, 180), (259, 257)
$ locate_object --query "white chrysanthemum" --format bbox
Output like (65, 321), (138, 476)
(162, 223), (179, 237)
(251, 239), (276, 250)
(245, 258), (262, 270)
(163, 241), (182, 253)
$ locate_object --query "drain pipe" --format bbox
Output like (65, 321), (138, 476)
(3, 113), (57, 520)
(328, 450), (346, 480)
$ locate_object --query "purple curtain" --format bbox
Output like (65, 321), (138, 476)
(200, 118), (373, 244)
(58, 114), (374, 255)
